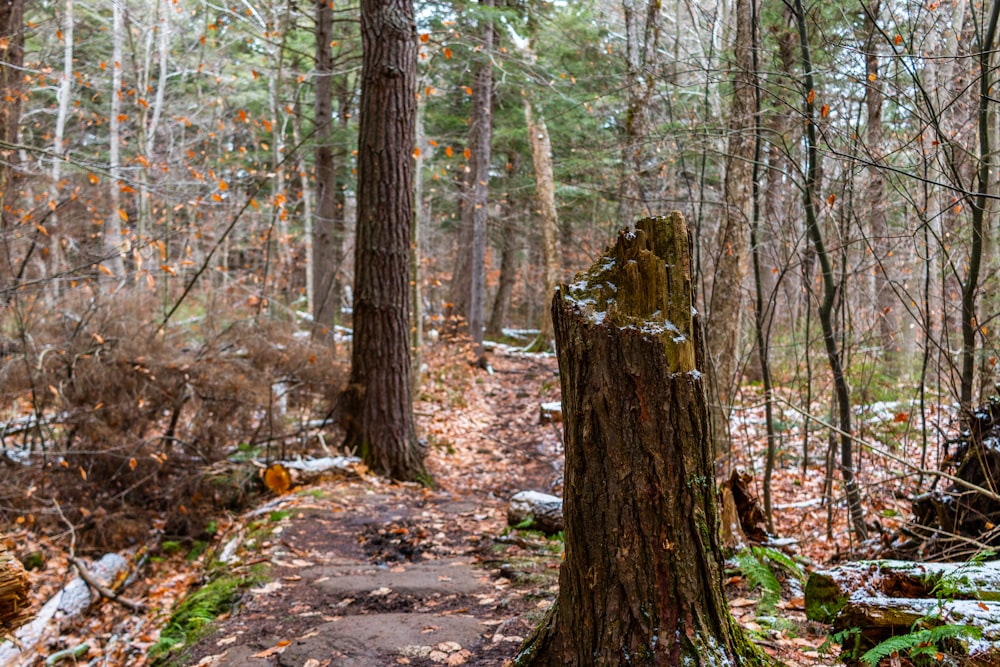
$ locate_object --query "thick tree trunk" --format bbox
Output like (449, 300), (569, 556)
(517, 214), (771, 666)
(341, 0), (425, 482)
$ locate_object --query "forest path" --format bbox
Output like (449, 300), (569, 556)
(178, 346), (565, 667)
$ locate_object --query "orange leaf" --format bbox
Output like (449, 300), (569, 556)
(211, 193), (222, 202)
(464, 86), (473, 95)
(264, 464), (292, 494)
(79, 467), (87, 481)
(251, 70), (259, 79)
(119, 208), (128, 222)
(429, 139), (439, 147)
(98, 264), (114, 276)
(463, 147), (471, 159)
(821, 104), (829, 118)
(894, 34), (903, 45)
(445, 146), (453, 157)
(219, 179), (229, 191)
(413, 147), (421, 158)
(868, 73), (877, 82)
(444, 47), (452, 59)
(807, 89), (815, 104)
(827, 193), (836, 206)
(129, 457), (137, 471)
(88, 173), (99, 184)
(420, 33), (429, 43)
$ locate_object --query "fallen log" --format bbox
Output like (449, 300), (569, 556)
(806, 559), (1000, 623)
(835, 595), (1000, 637)
(0, 553), (130, 667)
(507, 491), (563, 534)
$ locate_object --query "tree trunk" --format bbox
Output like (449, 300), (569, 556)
(616, 0), (660, 225)
(448, 0), (493, 350)
(864, 0), (894, 357)
(524, 101), (558, 352)
(0, 0), (24, 290)
(341, 0), (425, 482)
(517, 214), (772, 666)
(707, 0), (756, 454)
(312, 0), (339, 334)
(487, 152), (521, 336)
(104, 0), (125, 278)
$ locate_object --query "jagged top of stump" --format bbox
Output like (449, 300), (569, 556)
(559, 213), (695, 373)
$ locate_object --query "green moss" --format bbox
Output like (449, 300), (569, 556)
(149, 569), (265, 666)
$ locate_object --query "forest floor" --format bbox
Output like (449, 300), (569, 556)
(6, 340), (932, 667)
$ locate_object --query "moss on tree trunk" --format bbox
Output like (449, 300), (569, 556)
(516, 214), (777, 666)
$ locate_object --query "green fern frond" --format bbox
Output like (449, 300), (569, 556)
(733, 548), (781, 611)
(860, 624), (980, 667)
(752, 546), (805, 582)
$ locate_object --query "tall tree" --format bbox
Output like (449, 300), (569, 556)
(341, 0), (426, 481)
(0, 0), (24, 287)
(448, 0), (494, 350)
(313, 0), (339, 332)
(792, 0), (867, 540)
(706, 0), (757, 450)
(104, 0), (126, 277)
(616, 0), (661, 224)
(525, 100), (559, 351)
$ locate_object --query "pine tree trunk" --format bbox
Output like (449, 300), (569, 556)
(517, 214), (772, 666)
(524, 101), (558, 351)
(342, 0), (425, 482)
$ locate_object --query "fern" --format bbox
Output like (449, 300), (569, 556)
(732, 548), (781, 613)
(752, 546), (805, 582)
(860, 624), (981, 667)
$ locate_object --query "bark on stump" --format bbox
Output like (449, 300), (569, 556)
(516, 214), (771, 666)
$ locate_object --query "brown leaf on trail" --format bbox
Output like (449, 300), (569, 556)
(251, 640), (290, 658)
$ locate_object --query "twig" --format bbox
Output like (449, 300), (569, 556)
(67, 557), (146, 613)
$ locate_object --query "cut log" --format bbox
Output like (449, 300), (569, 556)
(806, 559), (1000, 623)
(0, 553), (129, 667)
(539, 402), (562, 424)
(0, 547), (30, 633)
(507, 491), (563, 534)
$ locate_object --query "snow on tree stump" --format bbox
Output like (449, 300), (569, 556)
(515, 214), (772, 666)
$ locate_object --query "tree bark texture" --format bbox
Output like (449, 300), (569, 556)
(342, 0), (425, 482)
(707, 0), (756, 451)
(517, 214), (770, 666)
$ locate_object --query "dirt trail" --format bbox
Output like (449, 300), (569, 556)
(178, 348), (565, 667)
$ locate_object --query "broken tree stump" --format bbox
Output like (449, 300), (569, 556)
(516, 214), (772, 666)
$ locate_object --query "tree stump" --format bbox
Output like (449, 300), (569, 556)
(516, 214), (771, 666)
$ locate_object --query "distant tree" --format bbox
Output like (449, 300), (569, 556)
(0, 0), (24, 287)
(341, 0), (426, 481)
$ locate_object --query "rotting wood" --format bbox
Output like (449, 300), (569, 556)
(515, 214), (773, 666)
(0, 545), (30, 633)
(0, 553), (130, 667)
